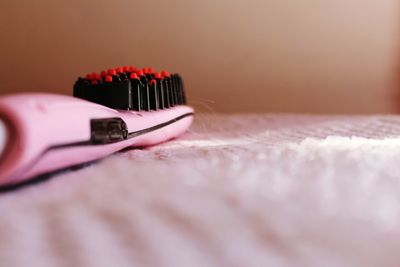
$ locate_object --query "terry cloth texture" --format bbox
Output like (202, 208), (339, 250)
(1, 114), (400, 267)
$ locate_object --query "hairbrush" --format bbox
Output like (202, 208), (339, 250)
(0, 66), (194, 187)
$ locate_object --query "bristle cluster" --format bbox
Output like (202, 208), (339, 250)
(73, 66), (187, 111)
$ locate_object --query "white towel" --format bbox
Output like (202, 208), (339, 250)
(1, 114), (400, 267)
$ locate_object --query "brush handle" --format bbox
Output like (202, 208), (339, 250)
(0, 93), (194, 186)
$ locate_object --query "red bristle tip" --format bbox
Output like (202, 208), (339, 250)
(105, 75), (113, 82)
(137, 70), (144, 76)
(154, 72), (161, 79)
(129, 66), (136, 72)
(86, 74), (93, 80)
(101, 71), (107, 77)
(161, 70), (170, 78)
(142, 68), (148, 74)
(91, 80), (99, 85)
(123, 66), (129, 72)
(130, 73), (139, 79)
(108, 69), (116, 75)
(116, 67), (123, 73)
(150, 79), (157, 85)
(148, 67), (154, 73)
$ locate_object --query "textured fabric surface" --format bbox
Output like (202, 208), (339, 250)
(1, 114), (400, 267)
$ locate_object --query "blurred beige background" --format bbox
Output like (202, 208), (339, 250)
(0, 0), (399, 113)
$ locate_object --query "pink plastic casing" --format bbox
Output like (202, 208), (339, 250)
(0, 93), (194, 186)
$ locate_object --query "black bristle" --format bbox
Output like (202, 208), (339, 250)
(171, 75), (179, 105)
(162, 78), (171, 108)
(175, 74), (185, 104)
(131, 79), (141, 111)
(148, 81), (159, 111)
(141, 82), (150, 111)
(165, 76), (175, 106)
(156, 78), (165, 109)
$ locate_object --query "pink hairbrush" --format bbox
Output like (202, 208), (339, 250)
(0, 66), (194, 187)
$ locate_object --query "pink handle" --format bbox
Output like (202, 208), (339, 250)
(0, 93), (194, 186)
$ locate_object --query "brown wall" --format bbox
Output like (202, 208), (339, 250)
(0, 0), (399, 113)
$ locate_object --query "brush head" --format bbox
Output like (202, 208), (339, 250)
(73, 66), (187, 111)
